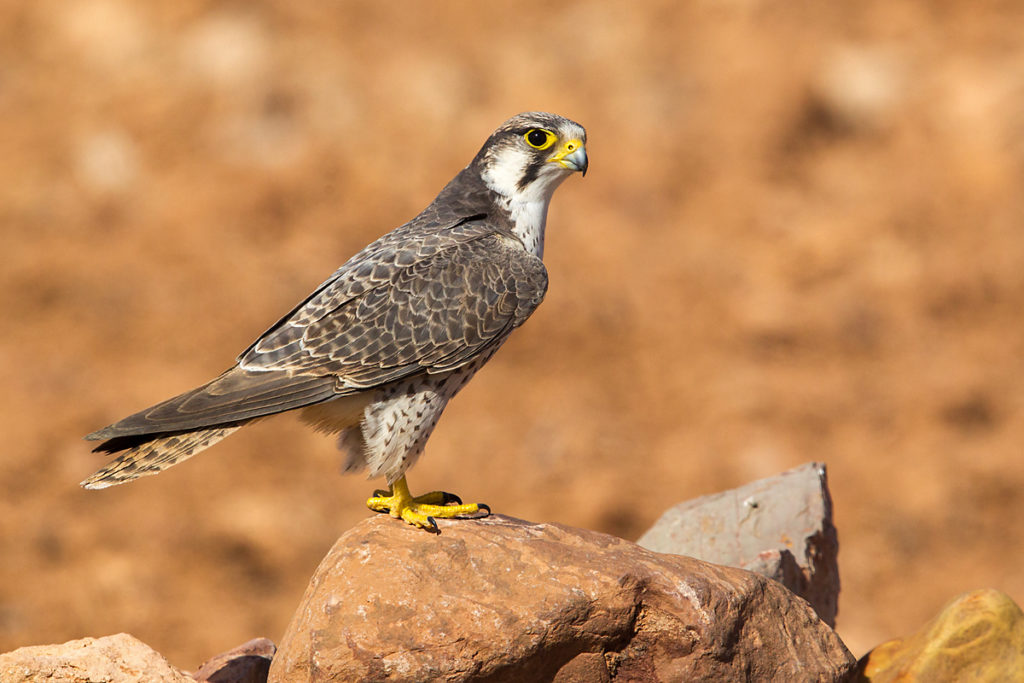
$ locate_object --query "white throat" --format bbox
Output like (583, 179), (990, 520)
(506, 196), (551, 259)
(481, 147), (568, 260)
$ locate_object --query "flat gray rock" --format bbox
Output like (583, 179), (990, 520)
(637, 462), (839, 626)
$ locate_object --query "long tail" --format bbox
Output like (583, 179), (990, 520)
(81, 425), (243, 489)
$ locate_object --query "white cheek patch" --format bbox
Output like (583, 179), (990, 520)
(481, 145), (531, 197)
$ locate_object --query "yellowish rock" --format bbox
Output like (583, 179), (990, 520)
(856, 588), (1024, 682)
(0, 633), (190, 683)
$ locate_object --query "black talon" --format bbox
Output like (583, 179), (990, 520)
(426, 516), (439, 534)
(442, 492), (463, 505)
(477, 503), (491, 516)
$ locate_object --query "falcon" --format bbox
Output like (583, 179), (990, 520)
(82, 112), (588, 532)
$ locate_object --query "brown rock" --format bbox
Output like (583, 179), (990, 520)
(269, 514), (854, 682)
(637, 462), (840, 626)
(192, 637), (275, 682)
(854, 588), (1024, 682)
(0, 633), (191, 683)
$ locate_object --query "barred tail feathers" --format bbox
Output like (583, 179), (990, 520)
(81, 425), (242, 489)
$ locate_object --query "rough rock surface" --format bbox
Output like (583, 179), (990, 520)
(270, 514), (854, 682)
(192, 637), (275, 682)
(854, 588), (1024, 682)
(637, 462), (839, 626)
(0, 633), (191, 683)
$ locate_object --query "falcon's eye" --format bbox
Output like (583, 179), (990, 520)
(524, 129), (556, 150)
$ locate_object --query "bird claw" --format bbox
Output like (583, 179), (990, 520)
(461, 503), (491, 520)
(365, 476), (489, 532)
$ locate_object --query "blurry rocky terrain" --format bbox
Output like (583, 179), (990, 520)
(2, 0), (1023, 668)
(4, 489), (1021, 681)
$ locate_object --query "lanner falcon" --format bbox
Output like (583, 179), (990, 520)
(82, 112), (588, 532)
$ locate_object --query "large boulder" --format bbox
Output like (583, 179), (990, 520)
(0, 633), (191, 683)
(269, 514), (854, 682)
(637, 462), (839, 626)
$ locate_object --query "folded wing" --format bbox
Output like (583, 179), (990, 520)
(87, 225), (547, 447)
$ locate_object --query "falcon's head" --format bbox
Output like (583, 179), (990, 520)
(475, 112), (588, 203)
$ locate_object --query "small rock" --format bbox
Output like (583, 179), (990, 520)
(0, 633), (191, 683)
(270, 514), (854, 682)
(811, 44), (905, 132)
(854, 588), (1024, 682)
(637, 462), (840, 626)
(192, 637), (275, 683)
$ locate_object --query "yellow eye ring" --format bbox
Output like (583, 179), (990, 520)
(524, 129), (556, 150)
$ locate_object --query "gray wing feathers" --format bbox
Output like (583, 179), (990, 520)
(239, 229), (548, 389)
(86, 368), (337, 441)
(86, 223), (546, 453)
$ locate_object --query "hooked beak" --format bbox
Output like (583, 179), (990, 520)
(549, 139), (588, 177)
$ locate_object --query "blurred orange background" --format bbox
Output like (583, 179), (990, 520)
(2, 0), (1023, 668)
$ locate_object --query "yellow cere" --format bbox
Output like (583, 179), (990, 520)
(549, 138), (585, 162)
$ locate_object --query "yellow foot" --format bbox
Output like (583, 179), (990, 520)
(366, 475), (490, 533)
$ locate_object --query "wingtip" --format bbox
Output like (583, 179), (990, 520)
(83, 428), (111, 442)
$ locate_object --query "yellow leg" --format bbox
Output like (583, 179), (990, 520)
(366, 476), (489, 533)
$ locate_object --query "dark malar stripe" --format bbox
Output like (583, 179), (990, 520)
(517, 157), (544, 190)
